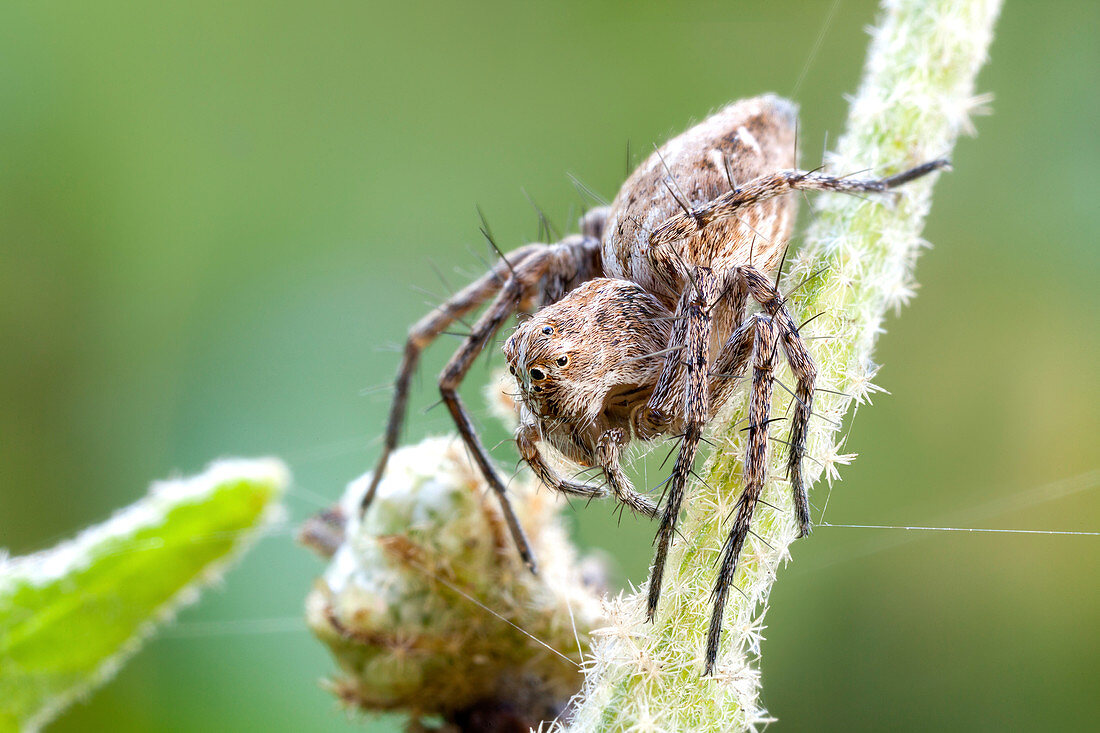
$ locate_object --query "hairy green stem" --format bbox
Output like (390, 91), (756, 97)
(565, 1), (1001, 729)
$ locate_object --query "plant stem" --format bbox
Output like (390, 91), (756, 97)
(565, 1), (1002, 729)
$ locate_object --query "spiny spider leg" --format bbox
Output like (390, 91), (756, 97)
(649, 159), (949, 248)
(439, 279), (542, 570)
(646, 268), (719, 621)
(706, 313), (780, 675)
(636, 250), (749, 437)
(742, 267), (816, 536)
(633, 287), (692, 439)
(708, 277), (752, 409)
(359, 243), (543, 514)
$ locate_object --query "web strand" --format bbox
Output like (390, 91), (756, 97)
(805, 467), (1100, 571)
(790, 0), (843, 99)
(821, 522), (1098, 537)
(402, 557), (581, 668)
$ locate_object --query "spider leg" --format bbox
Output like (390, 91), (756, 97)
(707, 274), (751, 410)
(708, 310), (756, 410)
(516, 422), (610, 501)
(633, 287), (691, 439)
(649, 159), (949, 248)
(636, 246), (750, 436)
(579, 205), (611, 240)
(360, 243), (543, 514)
(517, 419), (658, 518)
(705, 313), (780, 675)
(438, 277), (544, 571)
(742, 267), (817, 537)
(596, 429), (659, 518)
(646, 268), (719, 621)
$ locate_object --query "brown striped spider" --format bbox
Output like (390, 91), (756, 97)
(359, 95), (945, 673)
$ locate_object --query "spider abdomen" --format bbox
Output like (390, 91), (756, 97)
(602, 94), (799, 303)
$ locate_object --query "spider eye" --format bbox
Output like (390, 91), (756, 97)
(541, 325), (554, 335)
(557, 355), (568, 366)
(529, 367), (545, 381)
(509, 365), (516, 375)
(533, 386), (543, 392)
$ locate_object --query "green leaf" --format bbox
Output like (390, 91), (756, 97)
(0, 459), (288, 732)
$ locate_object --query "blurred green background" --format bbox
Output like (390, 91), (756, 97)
(2, 0), (1097, 730)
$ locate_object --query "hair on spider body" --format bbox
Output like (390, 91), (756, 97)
(359, 94), (946, 674)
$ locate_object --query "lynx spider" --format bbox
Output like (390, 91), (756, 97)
(360, 95), (945, 674)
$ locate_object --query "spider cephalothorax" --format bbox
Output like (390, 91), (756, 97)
(504, 279), (671, 434)
(359, 94), (946, 673)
